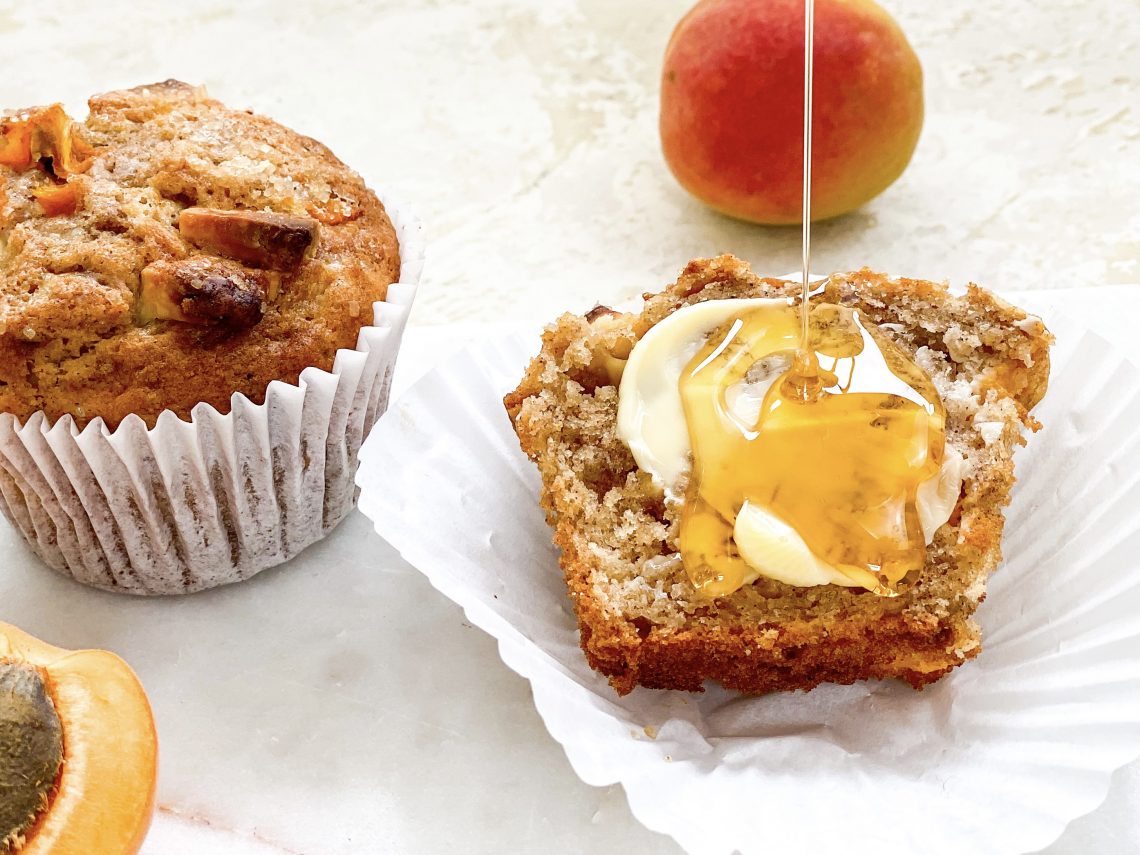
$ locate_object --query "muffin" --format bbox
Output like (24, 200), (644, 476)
(505, 255), (1052, 695)
(0, 81), (423, 594)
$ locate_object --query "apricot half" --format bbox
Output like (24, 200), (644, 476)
(0, 623), (157, 855)
(660, 0), (924, 224)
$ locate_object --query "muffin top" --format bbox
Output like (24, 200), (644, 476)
(0, 80), (401, 429)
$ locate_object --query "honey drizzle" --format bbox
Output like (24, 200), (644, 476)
(800, 0), (815, 354)
(787, 0), (824, 404)
(678, 304), (947, 598)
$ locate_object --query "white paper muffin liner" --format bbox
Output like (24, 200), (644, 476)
(0, 189), (423, 595)
(357, 324), (1140, 855)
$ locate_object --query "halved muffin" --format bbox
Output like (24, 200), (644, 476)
(506, 255), (1052, 695)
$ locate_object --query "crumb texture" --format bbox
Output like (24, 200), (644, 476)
(505, 255), (1053, 695)
(0, 80), (400, 428)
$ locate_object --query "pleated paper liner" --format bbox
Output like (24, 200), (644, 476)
(356, 325), (1140, 855)
(0, 189), (424, 595)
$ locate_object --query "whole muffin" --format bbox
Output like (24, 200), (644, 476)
(0, 81), (422, 594)
(0, 79), (401, 428)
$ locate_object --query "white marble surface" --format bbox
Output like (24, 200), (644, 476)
(1, 0), (1139, 852)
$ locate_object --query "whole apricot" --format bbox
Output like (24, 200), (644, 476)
(660, 0), (924, 224)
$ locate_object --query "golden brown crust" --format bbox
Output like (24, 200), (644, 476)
(506, 255), (1053, 696)
(0, 81), (400, 428)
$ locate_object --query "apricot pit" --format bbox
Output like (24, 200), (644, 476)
(0, 663), (63, 854)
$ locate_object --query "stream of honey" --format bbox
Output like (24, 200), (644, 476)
(675, 0), (949, 599)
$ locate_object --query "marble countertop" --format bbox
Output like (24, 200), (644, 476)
(1, 0), (1138, 852)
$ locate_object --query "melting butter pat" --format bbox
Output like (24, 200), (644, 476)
(617, 298), (780, 495)
(733, 501), (858, 588)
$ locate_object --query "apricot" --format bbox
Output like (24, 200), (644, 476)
(660, 0), (924, 224)
(0, 623), (157, 855)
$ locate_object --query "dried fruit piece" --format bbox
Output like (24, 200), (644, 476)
(306, 195), (361, 226)
(585, 304), (619, 323)
(32, 182), (82, 217)
(0, 116), (33, 170)
(139, 257), (265, 330)
(0, 105), (95, 176)
(178, 208), (318, 271)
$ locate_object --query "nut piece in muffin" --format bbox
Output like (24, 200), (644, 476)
(505, 255), (1052, 696)
(0, 80), (400, 429)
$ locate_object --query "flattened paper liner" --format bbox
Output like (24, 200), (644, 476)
(0, 190), (423, 595)
(357, 327), (1140, 855)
